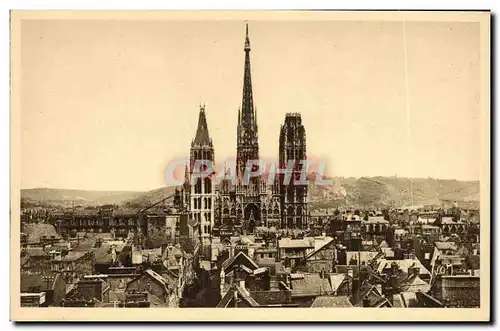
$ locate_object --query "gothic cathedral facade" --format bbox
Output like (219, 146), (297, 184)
(184, 24), (309, 246)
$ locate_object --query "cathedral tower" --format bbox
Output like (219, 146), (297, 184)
(279, 113), (308, 229)
(187, 105), (215, 246)
(236, 23), (260, 181)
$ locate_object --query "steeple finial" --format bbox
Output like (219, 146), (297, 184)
(244, 22), (251, 51)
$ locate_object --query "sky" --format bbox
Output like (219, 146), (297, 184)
(20, 19), (481, 191)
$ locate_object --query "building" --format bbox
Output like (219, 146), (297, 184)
(184, 105), (216, 248)
(188, 24), (310, 244)
(279, 113), (309, 229)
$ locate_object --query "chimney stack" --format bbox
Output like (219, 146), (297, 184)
(362, 295), (370, 307)
(233, 288), (238, 308)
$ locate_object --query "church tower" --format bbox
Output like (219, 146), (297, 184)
(236, 23), (260, 182)
(187, 105), (215, 246)
(279, 113), (309, 229)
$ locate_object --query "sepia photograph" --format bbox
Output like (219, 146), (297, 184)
(10, 10), (490, 322)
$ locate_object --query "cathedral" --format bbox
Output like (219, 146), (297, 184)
(183, 24), (309, 246)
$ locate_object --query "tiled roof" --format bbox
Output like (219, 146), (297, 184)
(278, 238), (314, 249)
(401, 275), (430, 293)
(376, 259), (430, 276)
(310, 296), (353, 308)
(434, 241), (458, 251)
(60, 251), (87, 261)
(24, 223), (60, 244)
(24, 246), (49, 257)
(290, 273), (333, 296)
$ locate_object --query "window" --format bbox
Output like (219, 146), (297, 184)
(195, 178), (202, 194)
(204, 177), (212, 194)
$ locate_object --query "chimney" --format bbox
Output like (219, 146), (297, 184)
(233, 288), (238, 308)
(229, 244), (235, 258)
(362, 295), (370, 307)
(390, 261), (398, 275)
(351, 277), (360, 304)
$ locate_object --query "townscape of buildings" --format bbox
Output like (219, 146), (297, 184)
(20, 24), (481, 309)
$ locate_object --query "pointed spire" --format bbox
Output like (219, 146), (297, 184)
(239, 22), (257, 145)
(183, 162), (190, 188)
(192, 104), (212, 146)
(244, 22), (251, 51)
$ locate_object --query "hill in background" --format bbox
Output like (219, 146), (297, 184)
(21, 176), (479, 210)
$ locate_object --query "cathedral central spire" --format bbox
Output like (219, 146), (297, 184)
(237, 23), (259, 179)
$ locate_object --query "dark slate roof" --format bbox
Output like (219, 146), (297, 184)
(222, 252), (259, 272)
(21, 271), (59, 292)
(192, 107), (212, 146)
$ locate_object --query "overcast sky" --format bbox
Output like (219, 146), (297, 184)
(20, 19), (481, 191)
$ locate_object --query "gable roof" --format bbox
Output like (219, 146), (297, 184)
(376, 259), (431, 276)
(216, 286), (261, 308)
(355, 281), (392, 307)
(328, 273), (346, 292)
(144, 269), (169, 293)
(401, 274), (430, 293)
(305, 238), (335, 260)
(222, 251), (259, 272)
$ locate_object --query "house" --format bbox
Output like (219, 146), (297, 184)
(439, 217), (467, 235)
(346, 251), (379, 266)
(21, 247), (52, 274)
(94, 240), (126, 273)
(297, 237), (335, 273)
(63, 277), (110, 307)
(286, 272), (333, 306)
(376, 258), (431, 282)
(159, 244), (195, 299)
(23, 223), (61, 246)
(126, 269), (179, 307)
(431, 275), (480, 307)
(20, 293), (47, 307)
(216, 252), (292, 308)
(362, 217), (389, 236)
(216, 284), (262, 308)
(219, 251), (262, 298)
(354, 281), (392, 307)
(51, 250), (95, 284)
(20, 271), (67, 307)
(278, 237), (315, 269)
(421, 224), (441, 236)
(415, 217), (437, 225)
(393, 291), (443, 308)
